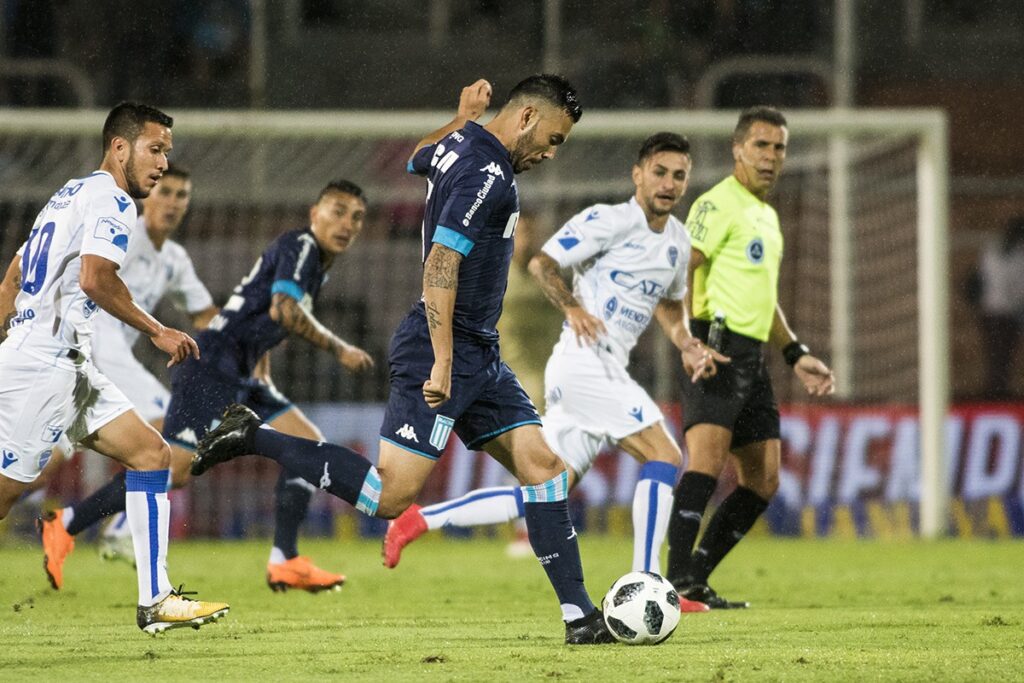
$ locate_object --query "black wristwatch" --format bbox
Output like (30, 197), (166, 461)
(783, 341), (810, 366)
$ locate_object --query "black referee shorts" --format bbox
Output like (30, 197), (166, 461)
(681, 319), (780, 450)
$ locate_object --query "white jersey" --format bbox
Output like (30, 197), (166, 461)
(542, 197), (690, 366)
(5, 171), (136, 368)
(92, 217), (213, 348)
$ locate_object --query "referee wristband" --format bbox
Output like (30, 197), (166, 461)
(783, 341), (810, 366)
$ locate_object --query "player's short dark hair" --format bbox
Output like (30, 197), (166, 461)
(317, 179), (367, 205)
(162, 163), (190, 181)
(733, 106), (787, 144)
(637, 132), (691, 164)
(102, 101), (173, 150)
(506, 74), (582, 123)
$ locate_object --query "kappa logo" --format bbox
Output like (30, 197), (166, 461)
(479, 162), (505, 179)
(395, 424), (419, 443)
(1, 450), (18, 469)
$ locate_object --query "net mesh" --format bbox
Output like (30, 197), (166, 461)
(0, 112), (927, 539)
(0, 116), (922, 404)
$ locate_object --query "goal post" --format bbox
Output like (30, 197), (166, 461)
(0, 107), (949, 537)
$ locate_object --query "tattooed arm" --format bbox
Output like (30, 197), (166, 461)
(527, 251), (605, 346)
(269, 293), (373, 372)
(421, 243), (462, 408)
(0, 256), (20, 342)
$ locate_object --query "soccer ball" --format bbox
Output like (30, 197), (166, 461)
(602, 571), (681, 645)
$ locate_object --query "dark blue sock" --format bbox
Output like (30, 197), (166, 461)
(67, 470), (127, 536)
(252, 426), (379, 514)
(521, 472), (595, 622)
(273, 470), (312, 559)
(666, 471), (718, 583)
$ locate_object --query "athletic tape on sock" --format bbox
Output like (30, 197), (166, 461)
(521, 470), (569, 503)
(355, 466), (381, 516)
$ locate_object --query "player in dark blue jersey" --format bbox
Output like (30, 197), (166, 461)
(193, 76), (615, 644)
(59, 179), (373, 593)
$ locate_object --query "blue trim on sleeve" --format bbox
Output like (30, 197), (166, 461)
(406, 159), (415, 174)
(271, 279), (305, 301)
(433, 226), (475, 257)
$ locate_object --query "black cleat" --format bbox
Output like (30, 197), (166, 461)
(677, 583), (749, 610)
(191, 404), (261, 476)
(565, 609), (617, 645)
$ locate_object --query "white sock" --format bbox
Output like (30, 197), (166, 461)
(631, 462), (679, 573)
(269, 547), (287, 565)
(60, 506), (74, 530)
(103, 511), (131, 539)
(125, 470), (173, 606)
(421, 486), (523, 530)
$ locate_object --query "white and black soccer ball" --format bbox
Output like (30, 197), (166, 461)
(602, 571), (681, 645)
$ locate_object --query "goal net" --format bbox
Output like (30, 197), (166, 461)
(0, 108), (949, 538)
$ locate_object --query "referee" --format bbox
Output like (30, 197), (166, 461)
(666, 106), (835, 609)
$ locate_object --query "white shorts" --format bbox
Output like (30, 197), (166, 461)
(92, 330), (170, 423)
(0, 345), (133, 483)
(541, 336), (662, 478)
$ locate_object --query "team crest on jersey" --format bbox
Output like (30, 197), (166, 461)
(82, 298), (99, 317)
(667, 246), (679, 267)
(93, 216), (131, 252)
(603, 296), (618, 320)
(479, 162), (505, 179)
(429, 415), (455, 451)
(746, 237), (765, 264)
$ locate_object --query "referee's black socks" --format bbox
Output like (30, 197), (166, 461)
(688, 486), (769, 585)
(665, 471), (718, 584)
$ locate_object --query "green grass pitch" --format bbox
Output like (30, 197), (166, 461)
(2, 534), (1023, 681)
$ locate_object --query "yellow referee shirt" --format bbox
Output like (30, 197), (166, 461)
(686, 175), (783, 342)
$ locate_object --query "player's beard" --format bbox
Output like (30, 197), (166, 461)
(123, 152), (149, 199)
(510, 128), (539, 174)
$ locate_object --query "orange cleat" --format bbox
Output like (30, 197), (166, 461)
(266, 556), (345, 593)
(37, 509), (75, 590)
(679, 595), (711, 613)
(381, 504), (427, 569)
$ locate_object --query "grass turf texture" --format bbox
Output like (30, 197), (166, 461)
(2, 535), (1023, 681)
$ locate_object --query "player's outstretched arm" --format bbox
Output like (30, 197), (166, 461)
(79, 254), (199, 367)
(655, 299), (729, 382)
(769, 303), (835, 396)
(422, 243), (462, 408)
(408, 79), (493, 161)
(527, 251), (605, 345)
(0, 256), (21, 342)
(268, 293), (373, 372)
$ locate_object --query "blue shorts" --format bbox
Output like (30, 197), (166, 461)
(379, 312), (541, 460)
(162, 354), (293, 450)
